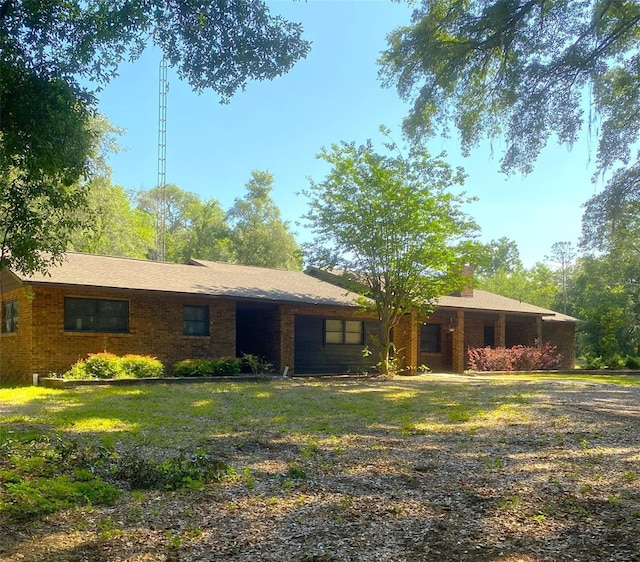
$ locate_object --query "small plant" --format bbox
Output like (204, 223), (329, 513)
(113, 450), (228, 491)
(483, 455), (504, 470)
(286, 464), (307, 480)
(241, 353), (274, 374)
(242, 466), (255, 489)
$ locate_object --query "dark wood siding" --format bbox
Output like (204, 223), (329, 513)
(294, 315), (382, 374)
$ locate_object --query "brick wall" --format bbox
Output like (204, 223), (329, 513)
(464, 317), (486, 350)
(0, 288), (34, 384)
(28, 286), (236, 378)
(542, 321), (575, 370)
(505, 319), (538, 347)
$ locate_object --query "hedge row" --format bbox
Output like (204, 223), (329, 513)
(467, 342), (563, 372)
(62, 353), (250, 379)
(173, 357), (241, 377)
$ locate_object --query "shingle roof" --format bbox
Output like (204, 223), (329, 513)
(436, 289), (577, 322)
(19, 253), (361, 307)
(16, 253), (577, 322)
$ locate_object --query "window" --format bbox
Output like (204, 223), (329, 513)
(484, 326), (495, 348)
(420, 323), (441, 353)
(64, 298), (129, 333)
(183, 305), (209, 336)
(324, 319), (363, 345)
(2, 300), (18, 333)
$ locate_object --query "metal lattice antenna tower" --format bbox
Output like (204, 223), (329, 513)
(157, 57), (168, 262)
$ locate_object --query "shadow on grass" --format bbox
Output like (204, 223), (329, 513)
(1, 378), (639, 561)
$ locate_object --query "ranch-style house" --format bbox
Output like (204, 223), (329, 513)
(0, 253), (576, 384)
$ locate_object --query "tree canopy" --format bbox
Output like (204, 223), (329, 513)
(0, 0), (310, 274)
(227, 171), (302, 270)
(379, 0), (640, 176)
(304, 136), (480, 374)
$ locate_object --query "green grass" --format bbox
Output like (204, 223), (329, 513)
(0, 374), (634, 522)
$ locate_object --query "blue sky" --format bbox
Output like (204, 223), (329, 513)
(96, 0), (599, 267)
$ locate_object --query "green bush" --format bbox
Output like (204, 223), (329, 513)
(625, 356), (640, 369)
(119, 355), (164, 378)
(65, 352), (123, 379)
(173, 357), (241, 377)
(64, 353), (164, 379)
(241, 353), (274, 374)
(113, 450), (228, 491)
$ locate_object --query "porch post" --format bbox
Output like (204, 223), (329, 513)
(497, 313), (506, 348)
(407, 309), (419, 371)
(536, 316), (543, 348)
(453, 309), (465, 373)
(278, 305), (295, 375)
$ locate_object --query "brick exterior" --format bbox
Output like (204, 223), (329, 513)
(0, 288), (34, 384)
(0, 281), (577, 383)
(542, 321), (576, 370)
(1, 286), (238, 383)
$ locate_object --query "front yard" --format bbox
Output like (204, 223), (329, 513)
(1, 374), (639, 561)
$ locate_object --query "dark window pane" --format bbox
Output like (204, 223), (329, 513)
(64, 298), (128, 333)
(183, 305), (209, 336)
(2, 300), (18, 333)
(420, 324), (441, 353)
(484, 326), (495, 348)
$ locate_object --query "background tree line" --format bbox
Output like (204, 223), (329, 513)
(477, 230), (640, 369)
(68, 123), (301, 270)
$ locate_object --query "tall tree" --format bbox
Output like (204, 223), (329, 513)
(476, 237), (523, 277)
(303, 136), (480, 374)
(569, 254), (640, 365)
(546, 241), (576, 314)
(379, 0), (640, 176)
(70, 177), (154, 258)
(478, 261), (558, 310)
(0, 0), (310, 274)
(227, 170), (302, 270)
(136, 185), (230, 263)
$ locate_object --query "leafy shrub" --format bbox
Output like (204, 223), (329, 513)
(214, 357), (242, 375)
(173, 357), (241, 377)
(65, 352), (123, 379)
(64, 353), (164, 379)
(625, 356), (640, 369)
(580, 353), (640, 370)
(467, 342), (562, 371)
(119, 355), (164, 378)
(113, 450), (228, 491)
(241, 353), (274, 374)
(581, 353), (607, 369)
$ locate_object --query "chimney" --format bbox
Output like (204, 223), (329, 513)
(461, 264), (474, 297)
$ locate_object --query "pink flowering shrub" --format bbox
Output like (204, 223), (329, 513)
(467, 341), (562, 371)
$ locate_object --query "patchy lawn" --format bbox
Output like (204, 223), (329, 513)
(1, 375), (639, 561)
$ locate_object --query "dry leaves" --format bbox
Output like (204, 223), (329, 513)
(1, 377), (639, 561)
